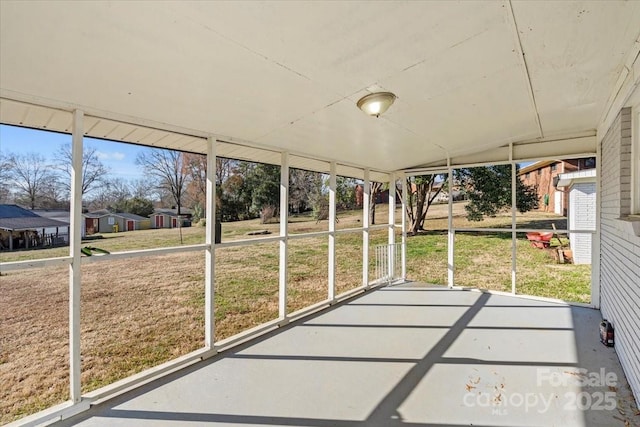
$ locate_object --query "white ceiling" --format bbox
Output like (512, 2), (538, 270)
(1, 1), (639, 173)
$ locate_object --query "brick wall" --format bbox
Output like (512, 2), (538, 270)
(521, 164), (563, 213)
(599, 107), (640, 403)
(520, 159), (596, 216)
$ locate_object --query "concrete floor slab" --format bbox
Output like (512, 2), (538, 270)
(56, 284), (639, 427)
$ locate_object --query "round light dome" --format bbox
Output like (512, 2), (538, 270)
(357, 92), (396, 117)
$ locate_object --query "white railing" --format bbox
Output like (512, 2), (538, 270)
(374, 243), (402, 283)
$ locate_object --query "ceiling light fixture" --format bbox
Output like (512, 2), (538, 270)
(357, 92), (396, 117)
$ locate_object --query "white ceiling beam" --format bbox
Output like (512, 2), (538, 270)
(0, 96), (391, 182)
(0, 89), (210, 139)
(401, 135), (596, 174)
(597, 33), (640, 137)
(505, 0), (544, 140)
(513, 136), (596, 163)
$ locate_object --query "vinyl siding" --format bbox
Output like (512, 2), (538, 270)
(569, 181), (596, 264)
(599, 107), (640, 403)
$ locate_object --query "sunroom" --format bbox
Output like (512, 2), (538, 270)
(1, 2), (639, 426)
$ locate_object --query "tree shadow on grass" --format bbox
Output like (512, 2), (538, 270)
(510, 217), (568, 230)
(412, 217), (568, 240)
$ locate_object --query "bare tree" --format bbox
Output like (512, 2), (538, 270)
(136, 149), (189, 214)
(6, 152), (58, 209)
(0, 152), (12, 203)
(216, 157), (232, 187)
(107, 178), (132, 211)
(369, 181), (384, 224)
(39, 178), (68, 209)
(53, 144), (109, 197)
(214, 157), (234, 220)
(86, 177), (131, 211)
(399, 174), (446, 235)
(130, 178), (156, 200)
(289, 169), (322, 214)
(183, 153), (207, 209)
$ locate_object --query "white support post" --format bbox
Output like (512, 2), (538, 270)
(204, 137), (217, 347)
(447, 162), (454, 288)
(328, 162), (337, 301)
(279, 152), (289, 317)
(401, 172), (408, 280)
(388, 173), (396, 279)
(362, 169), (370, 287)
(511, 144), (517, 294)
(69, 110), (83, 402)
(591, 139), (602, 308)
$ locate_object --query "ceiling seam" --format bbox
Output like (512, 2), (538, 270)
(174, 8), (314, 83)
(250, 88), (365, 143)
(596, 34), (640, 134)
(506, 0), (544, 140)
(399, 26), (494, 75)
(382, 116), (450, 158)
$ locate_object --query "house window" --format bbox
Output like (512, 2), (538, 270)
(108, 217), (115, 225)
(551, 163), (557, 172)
(584, 157), (596, 169)
(537, 169), (541, 176)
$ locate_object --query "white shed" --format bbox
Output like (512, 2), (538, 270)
(556, 169), (597, 264)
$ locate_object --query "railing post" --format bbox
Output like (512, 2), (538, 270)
(388, 173), (396, 280)
(279, 152), (289, 317)
(205, 136), (217, 347)
(447, 162), (454, 288)
(447, 231), (455, 288)
(363, 169), (370, 288)
(510, 144), (517, 295)
(376, 245), (381, 282)
(328, 162), (336, 300)
(401, 172), (408, 280)
(69, 109), (83, 402)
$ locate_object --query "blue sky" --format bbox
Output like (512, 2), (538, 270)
(1, 124), (536, 182)
(0, 124), (146, 181)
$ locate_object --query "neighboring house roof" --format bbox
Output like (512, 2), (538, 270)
(556, 169), (597, 188)
(0, 204), (70, 231)
(84, 209), (112, 218)
(32, 209), (70, 222)
(116, 213), (148, 221)
(518, 160), (557, 176)
(0, 204), (40, 219)
(152, 208), (192, 217)
(84, 211), (148, 221)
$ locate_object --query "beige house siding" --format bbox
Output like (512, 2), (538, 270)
(97, 215), (125, 233)
(599, 107), (640, 404)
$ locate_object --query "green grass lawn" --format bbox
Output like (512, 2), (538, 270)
(0, 206), (591, 302)
(0, 205), (591, 423)
(404, 231), (590, 303)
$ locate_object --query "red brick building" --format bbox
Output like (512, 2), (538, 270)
(518, 158), (596, 216)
